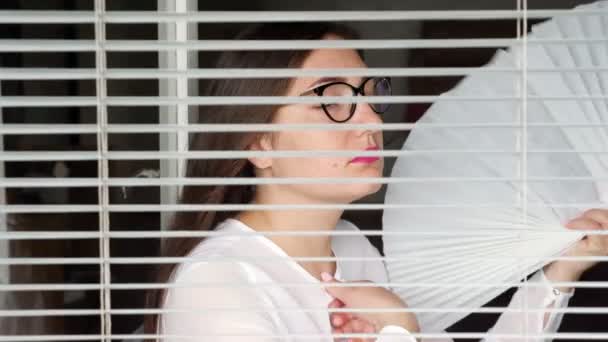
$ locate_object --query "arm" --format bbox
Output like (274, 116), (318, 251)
(538, 268), (575, 333)
(160, 261), (285, 342)
(357, 232), (442, 342)
(483, 269), (573, 342)
(484, 209), (608, 340)
(377, 325), (418, 342)
(164, 259), (419, 342)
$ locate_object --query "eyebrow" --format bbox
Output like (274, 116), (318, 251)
(305, 77), (346, 91)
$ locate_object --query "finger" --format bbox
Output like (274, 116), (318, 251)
(331, 327), (345, 342)
(340, 318), (370, 334)
(322, 272), (350, 304)
(582, 209), (608, 229)
(348, 318), (365, 332)
(322, 272), (354, 303)
(321, 272), (341, 290)
(339, 319), (372, 342)
(365, 323), (375, 339)
(328, 297), (350, 327)
(322, 273), (372, 304)
(329, 297), (344, 309)
(565, 218), (602, 230)
(331, 313), (349, 327)
(345, 325), (357, 338)
(580, 211), (608, 252)
(333, 313), (356, 327)
(566, 216), (608, 256)
(321, 272), (337, 282)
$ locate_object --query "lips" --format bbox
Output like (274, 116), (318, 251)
(350, 146), (380, 164)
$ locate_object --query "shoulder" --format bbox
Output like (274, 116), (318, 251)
(165, 258), (271, 315)
(172, 258), (257, 285)
(335, 219), (371, 244)
(164, 220), (273, 306)
(162, 260), (282, 336)
(336, 219), (360, 231)
(170, 220), (266, 284)
(334, 219), (387, 283)
(334, 219), (381, 256)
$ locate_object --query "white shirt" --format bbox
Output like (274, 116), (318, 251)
(160, 218), (573, 341)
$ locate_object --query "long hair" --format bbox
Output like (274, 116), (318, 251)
(143, 22), (360, 337)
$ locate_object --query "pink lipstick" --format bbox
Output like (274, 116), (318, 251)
(350, 146), (380, 164)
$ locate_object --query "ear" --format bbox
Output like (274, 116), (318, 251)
(247, 133), (273, 170)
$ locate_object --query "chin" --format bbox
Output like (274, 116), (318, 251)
(345, 182), (383, 203)
(366, 182), (383, 196)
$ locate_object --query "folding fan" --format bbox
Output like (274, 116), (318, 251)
(382, 0), (608, 332)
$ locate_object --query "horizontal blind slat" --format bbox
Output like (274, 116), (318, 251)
(2, 280), (607, 291)
(2, 38), (607, 52)
(106, 332), (608, 340)
(2, 150), (608, 162)
(2, 123), (608, 135)
(2, 332), (608, 342)
(2, 203), (604, 215)
(2, 95), (608, 108)
(3, 306), (608, 316)
(3, 229), (606, 240)
(1, 9), (607, 24)
(2, 255), (607, 265)
(2, 176), (607, 188)
(4, 67), (608, 80)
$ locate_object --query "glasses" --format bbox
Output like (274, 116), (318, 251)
(300, 77), (392, 123)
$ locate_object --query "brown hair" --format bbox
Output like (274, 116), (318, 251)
(143, 22), (360, 337)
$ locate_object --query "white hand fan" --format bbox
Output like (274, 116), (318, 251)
(383, 1), (608, 332)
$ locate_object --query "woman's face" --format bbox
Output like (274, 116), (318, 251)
(251, 36), (385, 204)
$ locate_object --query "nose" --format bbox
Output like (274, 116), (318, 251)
(350, 96), (383, 144)
(351, 96), (384, 125)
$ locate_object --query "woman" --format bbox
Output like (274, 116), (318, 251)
(145, 22), (608, 342)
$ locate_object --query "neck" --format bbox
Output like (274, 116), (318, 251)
(235, 191), (342, 281)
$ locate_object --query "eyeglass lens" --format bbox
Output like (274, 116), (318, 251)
(321, 78), (391, 122)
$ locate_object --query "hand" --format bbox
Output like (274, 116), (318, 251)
(321, 272), (420, 341)
(328, 295), (376, 342)
(544, 208), (608, 292)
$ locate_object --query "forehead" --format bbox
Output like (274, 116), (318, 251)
(288, 48), (367, 93)
(301, 47), (365, 69)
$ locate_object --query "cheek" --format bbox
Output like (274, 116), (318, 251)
(272, 131), (349, 177)
(304, 132), (349, 173)
(268, 122), (383, 199)
(276, 157), (346, 178)
(277, 130), (345, 153)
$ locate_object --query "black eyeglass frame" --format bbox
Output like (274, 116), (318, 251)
(299, 77), (392, 123)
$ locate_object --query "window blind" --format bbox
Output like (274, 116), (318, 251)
(1, 0), (607, 341)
